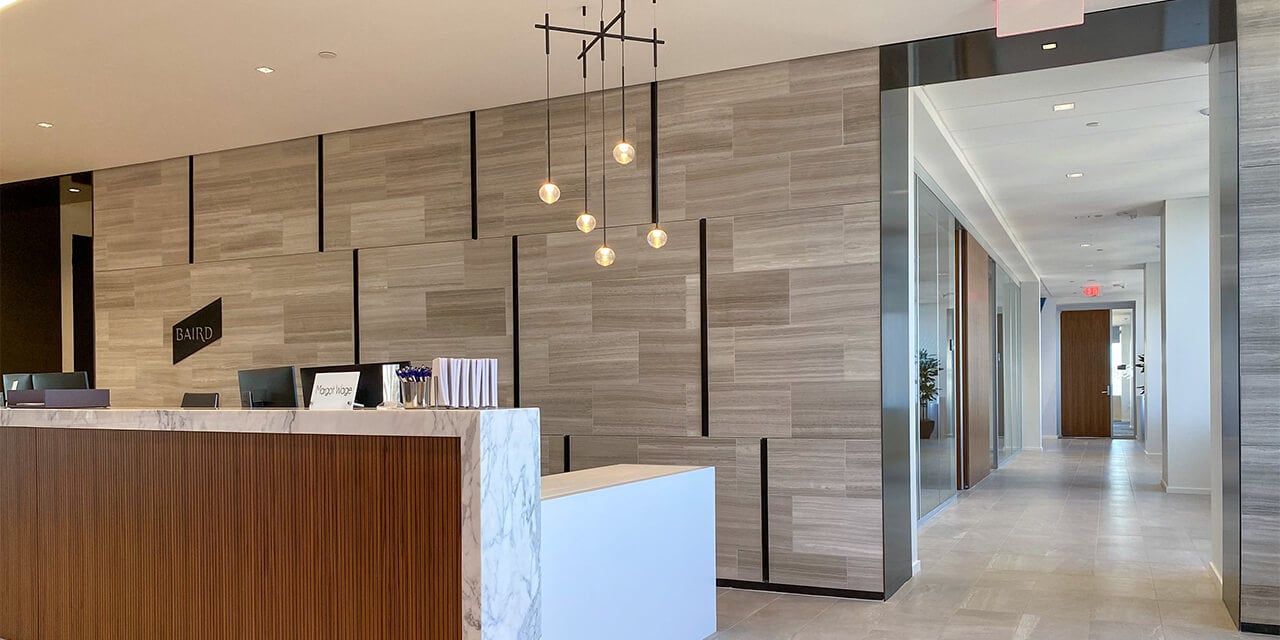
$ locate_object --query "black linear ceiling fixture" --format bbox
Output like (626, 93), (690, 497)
(536, 0), (667, 266)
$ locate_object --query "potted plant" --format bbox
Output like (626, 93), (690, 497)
(918, 349), (940, 439)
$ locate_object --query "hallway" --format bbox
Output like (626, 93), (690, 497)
(711, 439), (1245, 639)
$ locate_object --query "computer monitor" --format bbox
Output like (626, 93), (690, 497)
(2, 373), (33, 403)
(299, 361), (409, 408)
(32, 371), (89, 390)
(236, 366), (300, 409)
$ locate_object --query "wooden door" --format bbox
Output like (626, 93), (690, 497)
(957, 230), (993, 488)
(1060, 310), (1112, 437)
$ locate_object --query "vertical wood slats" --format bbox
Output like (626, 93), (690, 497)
(0, 428), (38, 640)
(0, 428), (461, 640)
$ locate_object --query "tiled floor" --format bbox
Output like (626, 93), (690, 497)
(711, 438), (1257, 639)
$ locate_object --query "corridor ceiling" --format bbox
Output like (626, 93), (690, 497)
(922, 46), (1212, 301)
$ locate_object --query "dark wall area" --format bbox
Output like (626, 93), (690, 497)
(0, 177), (63, 374)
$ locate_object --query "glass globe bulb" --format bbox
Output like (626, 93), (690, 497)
(576, 212), (597, 233)
(613, 141), (636, 165)
(538, 181), (561, 204)
(646, 226), (668, 249)
(594, 245), (616, 267)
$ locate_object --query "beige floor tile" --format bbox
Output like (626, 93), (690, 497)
(1088, 620), (1165, 639)
(1012, 614), (1092, 640)
(1157, 600), (1236, 630)
(938, 609), (1025, 640)
(717, 589), (781, 629)
(1091, 596), (1163, 625)
(959, 586), (1032, 614)
(1161, 624), (1243, 639)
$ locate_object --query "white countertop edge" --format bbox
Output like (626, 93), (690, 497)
(0, 407), (539, 438)
(541, 464), (711, 501)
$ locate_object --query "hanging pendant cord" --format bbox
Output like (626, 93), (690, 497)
(545, 11), (552, 183)
(582, 37), (589, 213)
(620, 0), (626, 142)
(599, 2), (607, 245)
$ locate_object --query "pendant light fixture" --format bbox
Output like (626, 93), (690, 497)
(535, 0), (665, 264)
(645, 0), (667, 249)
(576, 34), (597, 234)
(538, 11), (561, 205)
(594, 5), (614, 267)
(611, 6), (636, 166)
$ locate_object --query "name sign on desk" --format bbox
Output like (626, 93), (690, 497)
(172, 298), (223, 364)
(309, 372), (360, 410)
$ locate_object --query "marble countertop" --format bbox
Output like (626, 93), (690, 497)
(541, 464), (709, 500)
(0, 407), (537, 437)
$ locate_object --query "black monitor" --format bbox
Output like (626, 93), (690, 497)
(32, 371), (89, 390)
(299, 361), (409, 409)
(236, 366), (300, 409)
(2, 373), (33, 402)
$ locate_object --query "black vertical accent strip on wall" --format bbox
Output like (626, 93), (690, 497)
(699, 218), (709, 437)
(650, 81), (659, 225)
(563, 434), (571, 473)
(317, 135), (325, 252)
(511, 235), (521, 407)
(188, 156), (195, 264)
(470, 111), (479, 240)
(352, 249), (361, 364)
(760, 437), (770, 582)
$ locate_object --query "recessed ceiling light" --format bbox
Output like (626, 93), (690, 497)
(1086, 121), (1101, 127)
(255, 66), (275, 74)
(317, 51), (338, 59)
(1053, 102), (1076, 112)
(1067, 172), (1084, 178)
(1042, 42), (1058, 50)
(68, 187), (81, 193)
(36, 121), (53, 128)
(1080, 243), (1092, 248)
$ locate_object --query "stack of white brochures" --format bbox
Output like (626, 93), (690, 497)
(430, 357), (499, 408)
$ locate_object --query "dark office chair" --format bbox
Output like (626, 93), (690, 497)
(181, 392), (220, 409)
(2, 373), (34, 404)
(32, 371), (90, 390)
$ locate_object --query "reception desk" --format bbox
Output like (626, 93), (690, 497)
(0, 407), (540, 640)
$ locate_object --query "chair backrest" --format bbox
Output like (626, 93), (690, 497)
(181, 392), (220, 409)
(2, 373), (34, 403)
(32, 371), (89, 390)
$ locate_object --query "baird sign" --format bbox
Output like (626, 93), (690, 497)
(173, 298), (223, 364)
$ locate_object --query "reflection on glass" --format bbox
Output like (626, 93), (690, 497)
(993, 265), (1022, 465)
(916, 178), (957, 519)
(1110, 309), (1135, 437)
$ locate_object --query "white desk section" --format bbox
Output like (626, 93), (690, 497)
(541, 464), (717, 640)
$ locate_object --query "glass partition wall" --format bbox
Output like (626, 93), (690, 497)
(916, 178), (958, 519)
(993, 266), (1023, 465)
(1110, 309), (1136, 437)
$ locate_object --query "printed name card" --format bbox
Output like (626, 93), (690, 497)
(309, 372), (360, 410)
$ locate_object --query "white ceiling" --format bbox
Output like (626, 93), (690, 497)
(0, 0), (1160, 183)
(922, 46), (1212, 302)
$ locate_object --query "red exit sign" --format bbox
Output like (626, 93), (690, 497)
(1083, 285), (1102, 297)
